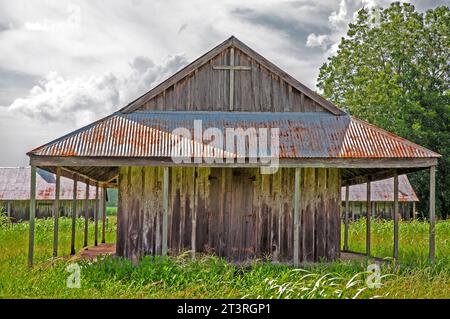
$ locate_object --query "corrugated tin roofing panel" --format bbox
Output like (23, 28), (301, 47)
(28, 112), (440, 159)
(0, 167), (99, 200)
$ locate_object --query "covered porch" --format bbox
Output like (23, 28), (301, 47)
(25, 158), (438, 266)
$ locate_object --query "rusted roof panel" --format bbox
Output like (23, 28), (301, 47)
(341, 174), (419, 202)
(28, 112), (440, 159)
(0, 167), (99, 201)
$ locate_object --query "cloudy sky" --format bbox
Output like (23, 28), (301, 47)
(0, 0), (446, 166)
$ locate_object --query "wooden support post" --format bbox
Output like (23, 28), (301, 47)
(293, 167), (301, 265)
(7, 201), (11, 222)
(101, 185), (107, 244)
(94, 182), (99, 246)
(344, 184), (349, 251)
(413, 202), (416, 220)
(162, 167), (169, 256)
(393, 171), (399, 260)
(366, 178), (371, 257)
(84, 180), (89, 247)
(429, 165), (436, 262)
(53, 167), (61, 257)
(70, 175), (78, 255)
(28, 166), (37, 267)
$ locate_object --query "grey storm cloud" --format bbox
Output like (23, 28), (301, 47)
(0, 21), (13, 32)
(0, 67), (40, 106)
(231, 3), (331, 54)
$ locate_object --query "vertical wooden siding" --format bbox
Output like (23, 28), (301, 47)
(117, 166), (341, 263)
(138, 48), (326, 113)
(345, 201), (413, 220)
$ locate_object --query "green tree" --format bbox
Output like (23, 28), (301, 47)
(318, 2), (449, 217)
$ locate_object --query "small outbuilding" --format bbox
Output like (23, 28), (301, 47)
(341, 175), (419, 220)
(26, 37), (440, 265)
(0, 167), (100, 221)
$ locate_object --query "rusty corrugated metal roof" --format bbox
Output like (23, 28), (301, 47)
(28, 111), (440, 159)
(0, 167), (99, 200)
(341, 174), (419, 202)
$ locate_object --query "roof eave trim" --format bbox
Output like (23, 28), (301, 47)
(29, 155), (438, 169)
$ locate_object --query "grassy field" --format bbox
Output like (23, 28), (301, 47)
(0, 215), (448, 299)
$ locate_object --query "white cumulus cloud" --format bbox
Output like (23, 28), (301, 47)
(329, 0), (350, 31)
(6, 54), (188, 127)
(306, 33), (329, 49)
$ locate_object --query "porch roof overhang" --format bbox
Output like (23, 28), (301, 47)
(29, 156), (437, 187)
(27, 111), (440, 187)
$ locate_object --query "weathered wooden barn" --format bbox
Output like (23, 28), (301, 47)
(26, 37), (440, 265)
(341, 175), (419, 221)
(0, 167), (99, 221)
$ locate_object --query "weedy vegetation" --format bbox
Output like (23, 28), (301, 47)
(0, 215), (448, 298)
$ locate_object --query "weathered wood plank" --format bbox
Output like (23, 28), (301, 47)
(142, 167), (152, 255)
(169, 167), (180, 254)
(315, 168), (327, 260)
(293, 167), (301, 265)
(191, 168), (198, 258)
(302, 168), (315, 262)
(329, 168), (340, 260)
(162, 167), (169, 256)
(127, 167), (141, 262)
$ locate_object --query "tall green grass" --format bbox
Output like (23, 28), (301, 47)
(345, 218), (450, 268)
(0, 216), (448, 298)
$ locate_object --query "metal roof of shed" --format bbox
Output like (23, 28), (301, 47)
(28, 111), (440, 159)
(0, 167), (98, 200)
(341, 174), (419, 202)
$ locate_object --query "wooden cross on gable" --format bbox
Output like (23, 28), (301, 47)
(213, 47), (251, 111)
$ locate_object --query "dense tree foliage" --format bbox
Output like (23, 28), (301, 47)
(318, 2), (449, 217)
